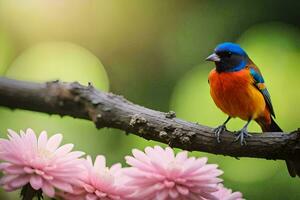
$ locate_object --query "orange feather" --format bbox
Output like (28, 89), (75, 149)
(208, 68), (271, 125)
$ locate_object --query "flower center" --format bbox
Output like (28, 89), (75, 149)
(28, 148), (54, 169)
(92, 168), (115, 188)
(167, 161), (181, 170)
(98, 168), (114, 183)
(38, 148), (53, 159)
(166, 161), (181, 178)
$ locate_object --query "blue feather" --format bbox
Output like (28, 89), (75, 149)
(225, 60), (247, 72)
(215, 42), (247, 57)
(214, 42), (248, 72)
(249, 67), (275, 117)
(250, 68), (264, 83)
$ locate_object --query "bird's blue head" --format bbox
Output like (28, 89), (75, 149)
(206, 42), (249, 72)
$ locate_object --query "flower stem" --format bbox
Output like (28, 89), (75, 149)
(20, 184), (43, 200)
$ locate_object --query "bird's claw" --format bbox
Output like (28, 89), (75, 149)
(234, 128), (252, 145)
(213, 125), (226, 143)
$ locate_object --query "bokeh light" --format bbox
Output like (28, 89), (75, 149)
(5, 42), (109, 89)
(0, 30), (14, 75)
(0, 41), (111, 160)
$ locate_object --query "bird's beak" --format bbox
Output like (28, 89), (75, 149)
(205, 53), (220, 62)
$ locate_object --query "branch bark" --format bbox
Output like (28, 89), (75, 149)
(0, 77), (299, 161)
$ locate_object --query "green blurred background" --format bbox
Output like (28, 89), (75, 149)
(0, 0), (299, 199)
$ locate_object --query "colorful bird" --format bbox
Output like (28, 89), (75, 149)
(206, 42), (299, 177)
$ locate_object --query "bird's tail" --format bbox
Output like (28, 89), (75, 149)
(257, 117), (282, 132)
(257, 117), (300, 177)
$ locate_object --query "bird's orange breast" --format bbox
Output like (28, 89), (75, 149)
(208, 68), (266, 120)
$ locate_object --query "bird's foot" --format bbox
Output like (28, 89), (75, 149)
(234, 127), (252, 145)
(213, 124), (227, 143)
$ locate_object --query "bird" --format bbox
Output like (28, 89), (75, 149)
(206, 42), (300, 177)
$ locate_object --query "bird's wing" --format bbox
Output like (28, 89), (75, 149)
(247, 62), (276, 117)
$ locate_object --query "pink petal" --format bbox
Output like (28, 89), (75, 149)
(20, 130), (26, 137)
(0, 163), (11, 170)
(42, 174), (53, 180)
(3, 184), (15, 191)
(46, 134), (62, 151)
(30, 175), (43, 190)
(24, 167), (34, 174)
(9, 175), (29, 188)
(54, 144), (74, 157)
(153, 146), (165, 154)
(182, 158), (208, 176)
(200, 192), (219, 200)
(130, 186), (157, 198)
(176, 185), (189, 195)
(156, 190), (168, 200)
(132, 149), (150, 163)
(110, 163), (122, 174)
(42, 182), (55, 197)
(95, 190), (107, 197)
(169, 188), (179, 198)
(94, 155), (106, 170)
(189, 193), (205, 200)
(64, 151), (85, 160)
(5, 165), (25, 174)
(175, 151), (188, 162)
(7, 129), (20, 140)
(165, 147), (175, 160)
(229, 192), (243, 200)
(123, 168), (151, 179)
(25, 129), (38, 150)
(124, 146), (225, 200)
(83, 183), (95, 193)
(164, 180), (175, 188)
(38, 131), (48, 149)
(0, 174), (19, 185)
(0, 154), (22, 165)
(125, 156), (154, 172)
(146, 146), (165, 162)
(86, 194), (98, 200)
(150, 158), (166, 174)
(50, 180), (73, 193)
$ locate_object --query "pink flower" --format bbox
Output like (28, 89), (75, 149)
(61, 155), (134, 200)
(0, 129), (85, 198)
(211, 184), (244, 200)
(125, 146), (223, 200)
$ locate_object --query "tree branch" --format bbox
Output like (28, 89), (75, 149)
(0, 77), (299, 161)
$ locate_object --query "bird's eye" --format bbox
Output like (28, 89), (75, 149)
(224, 51), (232, 57)
(218, 51), (232, 58)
